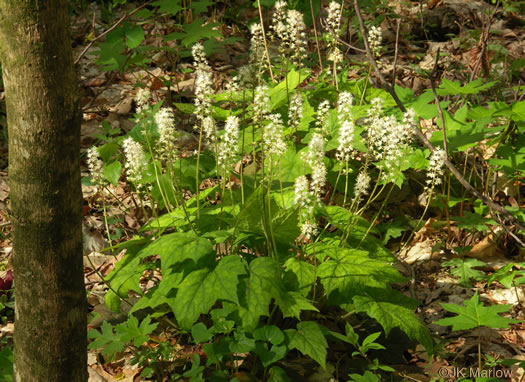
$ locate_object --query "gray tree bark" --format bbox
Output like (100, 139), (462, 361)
(0, 0), (87, 380)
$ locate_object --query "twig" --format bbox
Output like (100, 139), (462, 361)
(469, 0), (499, 82)
(429, 48), (448, 156)
(335, 36), (366, 53)
(493, 212), (525, 248)
(309, 0), (323, 71)
(391, 18), (401, 87)
(74, 0), (153, 65)
(256, 0), (275, 82)
(352, 0), (525, 234)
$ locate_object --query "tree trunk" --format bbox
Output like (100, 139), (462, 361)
(0, 1), (87, 381)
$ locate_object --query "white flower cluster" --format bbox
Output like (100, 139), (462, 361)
(122, 137), (147, 185)
(192, 43), (215, 142)
(87, 146), (105, 185)
(337, 92), (353, 123)
(492, 62), (507, 82)
(326, 1), (342, 39)
(263, 114), (287, 157)
(288, 92), (303, 130)
(135, 88), (151, 114)
(426, 148), (446, 187)
(154, 107), (178, 161)
(368, 25), (382, 57)
(202, 116), (216, 144)
(336, 92), (355, 162)
(254, 85), (271, 124)
(336, 121), (355, 162)
(316, 100), (331, 135)
(272, 2), (307, 66)
(354, 170), (371, 201)
(226, 76), (240, 94)
(192, 42), (209, 69)
(249, 23), (266, 74)
(302, 133), (326, 197)
(217, 116), (240, 169)
(366, 99), (414, 182)
(325, 1), (343, 65)
(294, 175), (318, 239)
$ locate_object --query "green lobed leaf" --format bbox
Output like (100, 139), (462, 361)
(191, 323), (213, 344)
(435, 292), (520, 331)
(268, 366), (291, 382)
(117, 315), (158, 347)
(285, 321), (328, 368)
(276, 291), (318, 319)
(269, 68), (311, 110)
(437, 79), (496, 96)
(88, 321), (127, 361)
(511, 100), (525, 122)
(125, 25), (144, 49)
(156, 232), (215, 276)
(442, 258), (487, 287)
(255, 342), (287, 367)
(240, 257), (281, 331)
(152, 0), (183, 14)
(173, 256), (246, 330)
(103, 161), (122, 186)
(253, 325), (285, 345)
(353, 295), (434, 354)
(317, 247), (405, 302)
(284, 257), (316, 297)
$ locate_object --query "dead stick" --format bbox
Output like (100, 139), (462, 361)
(429, 48), (448, 156)
(391, 18), (401, 87)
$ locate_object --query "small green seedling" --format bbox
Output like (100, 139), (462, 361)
(435, 292), (520, 369)
(442, 258), (487, 287)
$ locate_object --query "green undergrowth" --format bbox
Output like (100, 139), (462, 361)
(80, 0), (525, 380)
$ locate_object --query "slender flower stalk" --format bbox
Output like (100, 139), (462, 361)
(337, 91), (354, 124)
(316, 100), (331, 136)
(122, 137), (147, 186)
(87, 146), (106, 186)
(218, 116), (240, 170)
(263, 114), (287, 157)
(368, 25), (383, 58)
(135, 88), (151, 114)
(302, 133), (326, 198)
(325, 1), (344, 86)
(192, 42), (214, 140)
(336, 91), (355, 162)
(294, 175), (318, 240)
(354, 170), (371, 201)
(288, 92), (303, 131)
(192, 42), (215, 220)
(272, 2), (307, 66)
(254, 85), (271, 124)
(426, 148), (446, 187)
(336, 120), (354, 162)
(154, 107), (178, 162)
(249, 23), (267, 79)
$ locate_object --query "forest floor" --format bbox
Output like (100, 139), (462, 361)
(0, 0), (525, 381)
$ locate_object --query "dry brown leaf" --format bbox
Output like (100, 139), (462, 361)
(466, 232), (506, 260)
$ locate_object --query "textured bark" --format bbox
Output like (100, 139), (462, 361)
(0, 1), (87, 381)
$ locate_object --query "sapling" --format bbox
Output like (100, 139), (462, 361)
(435, 291), (519, 370)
